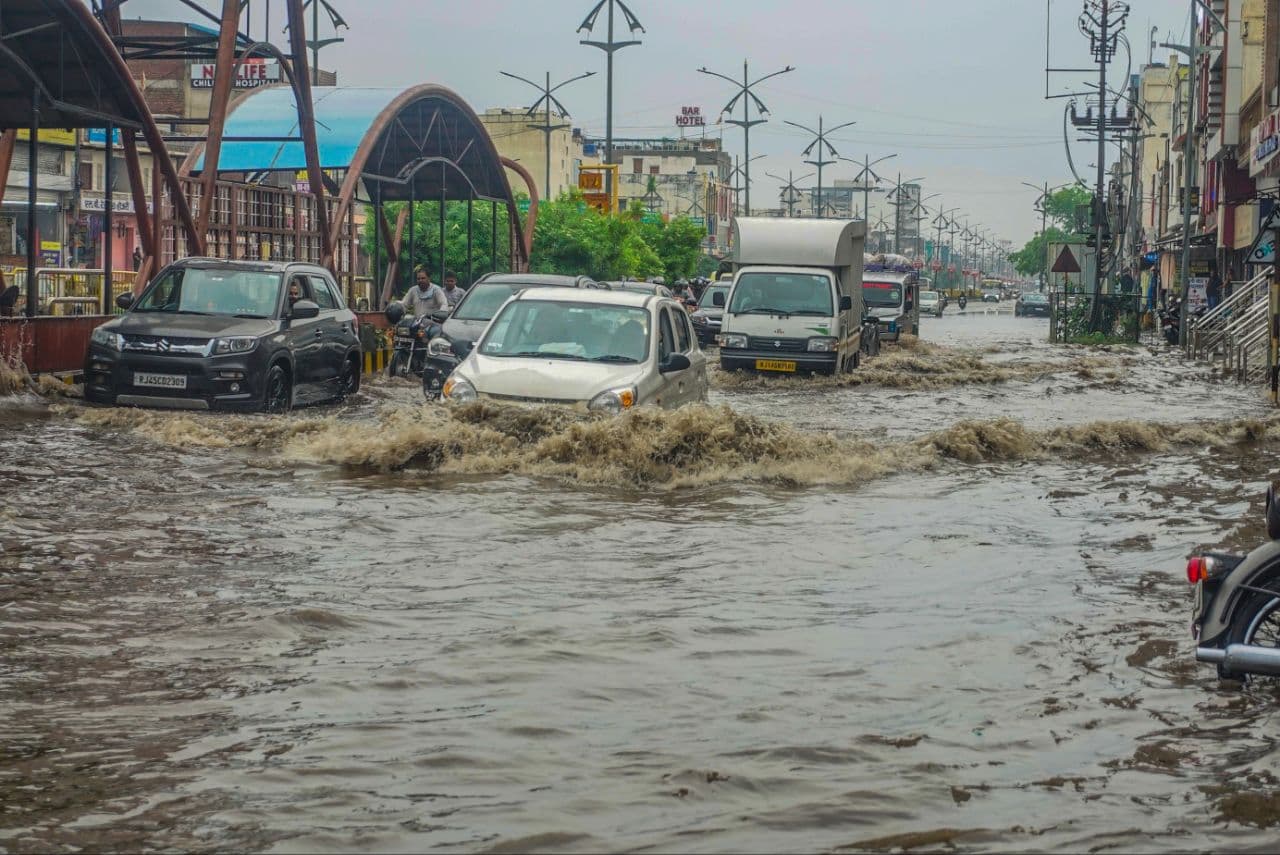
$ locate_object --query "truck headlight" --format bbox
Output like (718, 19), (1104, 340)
(442, 376), (476, 403)
(91, 326), (123, 351)
(588, 386), (637, 415)
(427, 337), (454, 358)
(720, 333), (747, 349)
(214, 336), (258, 355)
(806, 337), (838, 352)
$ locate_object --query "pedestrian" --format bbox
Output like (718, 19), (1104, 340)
(0, 282), (17, 317)
(402, 267), (448, 319)
(1207, 269), (1223, 310)
(441, 271), (466, 308)
(1119, 267), (1135, 295)
(132, 246), (142, 272)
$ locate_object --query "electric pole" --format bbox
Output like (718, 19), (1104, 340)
(500, 69), (595, 202)
(699, 61), (794, 216)
(783, 115), (855, 220)
(578, 0), (644, 202)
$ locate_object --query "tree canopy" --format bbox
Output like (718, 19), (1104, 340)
(1007, 186), (1091, 278)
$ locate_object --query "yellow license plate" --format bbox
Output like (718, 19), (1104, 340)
(755, 359), (797, 373)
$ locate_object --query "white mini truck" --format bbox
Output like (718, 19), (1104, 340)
(715, 218), (868, 375)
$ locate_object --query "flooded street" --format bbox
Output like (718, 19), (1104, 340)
(7, 312), (1280, 853)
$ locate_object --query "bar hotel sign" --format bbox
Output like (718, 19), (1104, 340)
(190, 58), (281, 89)
(675, 106), (705, 128)
(1251, 107), (1280, 177)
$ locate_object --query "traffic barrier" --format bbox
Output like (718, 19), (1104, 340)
(362, 349), (390, 375)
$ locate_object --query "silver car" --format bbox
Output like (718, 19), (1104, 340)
(441, 287), (709, 413)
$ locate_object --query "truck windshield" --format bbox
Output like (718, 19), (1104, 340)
(134, 268), (282, 317)
(864, 281), (904, 307)
(728, 272), (833, 316)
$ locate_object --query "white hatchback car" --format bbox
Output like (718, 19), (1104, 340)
(441, 287), (708, 413)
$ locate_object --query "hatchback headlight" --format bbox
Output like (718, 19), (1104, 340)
(442, 376), (476, 403)
(427, 337), (454, 357)
(91, 326), (123, 351)
(807, 337), (838, 352)
(214, 336), (258, 355)
(720, 333), (747, 349)
(588, 386), (637, 415)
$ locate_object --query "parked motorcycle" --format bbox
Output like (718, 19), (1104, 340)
(1191, 484), (1280, 680)
(385, 302), (444, 378)
(1159, 298), (1181, 345)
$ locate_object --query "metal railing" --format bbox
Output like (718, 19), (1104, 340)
(1190, 266), (1271, 359)
(1049, 288), (1142, 343)
(30, 269), (137, 316)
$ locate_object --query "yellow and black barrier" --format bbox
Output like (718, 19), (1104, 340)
(363, 349), (391, 375)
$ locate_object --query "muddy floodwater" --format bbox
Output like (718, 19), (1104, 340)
(7, 312), (1280, 853)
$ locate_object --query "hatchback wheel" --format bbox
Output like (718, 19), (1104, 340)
(263, 364), (292, 413)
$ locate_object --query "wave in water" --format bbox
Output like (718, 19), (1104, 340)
(68, 400), (1280, 489)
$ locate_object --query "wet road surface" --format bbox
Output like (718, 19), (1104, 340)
(5, 311), (1280, 852)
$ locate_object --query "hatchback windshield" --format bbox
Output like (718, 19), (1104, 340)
(864, 281), (904, 307)
(920, 291), (939, 304)
(480, 300), (651, 363)
(134, 268), (282, 317)
(700, 285), (729, 308)
(727, 273), (833, 316)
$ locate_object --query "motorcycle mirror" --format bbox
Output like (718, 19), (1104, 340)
(1268, 484), (1280, 541)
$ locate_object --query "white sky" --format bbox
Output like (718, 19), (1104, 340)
(119, 0), (1197, 246)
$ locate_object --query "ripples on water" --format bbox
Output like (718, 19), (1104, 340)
(4, 315), (1280, 852)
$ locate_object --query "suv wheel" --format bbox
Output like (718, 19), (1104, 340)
(338, 356), (360, 400)
(264, 364), (292, 413)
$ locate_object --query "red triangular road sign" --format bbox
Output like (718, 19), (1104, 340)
(1051, 245), (1081, 274)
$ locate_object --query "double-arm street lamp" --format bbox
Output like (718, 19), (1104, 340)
(841, 153), (897, 223)
(499, 69), (595, 203)
(783, 115), (856, 219)
(698, 61), (794, 215)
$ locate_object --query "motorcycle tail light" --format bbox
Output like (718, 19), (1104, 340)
(1187, 556), (1208, 584)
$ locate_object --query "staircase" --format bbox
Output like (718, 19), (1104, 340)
(1189, 267), (1272, 380)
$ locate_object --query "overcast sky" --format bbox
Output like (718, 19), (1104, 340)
(120, 0), (1196, 246)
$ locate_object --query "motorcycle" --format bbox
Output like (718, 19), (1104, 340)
(1159, 298), (1181, 345)
(385, 302), (444, 378)
(1191, 484), (1280, 680)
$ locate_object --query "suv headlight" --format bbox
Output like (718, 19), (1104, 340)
(806, 337), (838, 352)
(213, 336), (258, 355)
(442, 376), (476, 403)
(427, 336), (454, 357)
(90, 326), (123, 351)
(691, 314), (708, 326)
(588, 386), (637, 415)
(720, 333), (747, 349)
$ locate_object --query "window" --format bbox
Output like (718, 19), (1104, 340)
(633, 158), (643, 174)
(649, 165), (659, 175)
(658, 308), (675, 361)
(671, 307), (691, 352)
(311, 277), (337, 309)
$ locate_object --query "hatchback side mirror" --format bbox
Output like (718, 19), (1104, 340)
(115, 292), (135, 310)
(290, 299), (320, 320)
(712, 292), (725, 307)
(839, 295), (853, 312)
(660, 353), (692, 373)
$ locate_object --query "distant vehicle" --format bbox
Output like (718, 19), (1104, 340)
(441, 287), (708, 411)
(690, 283), (730, 346)
(981, 290), (1002, 303)
(1014, 292), (1050, 317)
(863, 255), (921, 342)
(918, 289), (944, 317)
(421, 273), (601, 399)
(610, 281), (675, 299)
(715, 218), (871, 375)
(85, 258), (361, 412)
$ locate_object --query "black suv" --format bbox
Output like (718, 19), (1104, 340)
(84, 258), (362, 412)
(419, 272), (601, 398)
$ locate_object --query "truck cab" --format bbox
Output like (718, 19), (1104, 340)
(862, 256), (920, 342)
(715, 218), (867, 375)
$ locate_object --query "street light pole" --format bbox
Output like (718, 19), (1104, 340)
(699, 61), (794, 216)
(843, 153), (897, 227)
(578, 0), (644, 182)
(499, 69), (596, 202)
(784, 115), (855, 220)
(766, 170), (813, 218)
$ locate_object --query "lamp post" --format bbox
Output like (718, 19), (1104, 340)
(913, 193), (941, 260)
(783, 116), (855, 219)
(499, 69), (595, 202)
(698, 61), (794, 215)
(766, 170), (813, 218)
(887, 174), (924, 253)
(841, 153), (897, 226)
(578, 0), (644, 181)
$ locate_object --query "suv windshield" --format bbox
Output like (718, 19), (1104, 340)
(864, 281), (905, 308)
(727, 272), (833, 316)
(453, 281), (543, 321)
(700, 286), (729, 308)
(480, 300), (651, 363)
(134, 267), (282, 317)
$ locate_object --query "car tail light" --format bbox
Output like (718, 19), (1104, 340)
(1187, 556), (1208, 584)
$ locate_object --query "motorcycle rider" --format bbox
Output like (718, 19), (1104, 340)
(403, 267), (448, 319)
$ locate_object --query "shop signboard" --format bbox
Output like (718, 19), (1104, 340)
(16, 128), (77, 147)
(675, 106), (705, 128)
(81, 196), (152, 214)
(39, 240), (60, 267)
(1187, 276), (1209, 313)
(191, 59), (281, 89)
(1252, 107), (1280, 177)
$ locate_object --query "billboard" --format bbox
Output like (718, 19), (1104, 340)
(190, 59), (281, 89)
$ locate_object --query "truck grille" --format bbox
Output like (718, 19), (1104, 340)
(746, 336), (806, 352)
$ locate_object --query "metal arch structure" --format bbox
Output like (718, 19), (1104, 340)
(182, 84), (536, 305)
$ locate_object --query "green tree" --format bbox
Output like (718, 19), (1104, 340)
(1008, 226), (1069, 278)
(1042, 186), (1092, 231)
(361, 199), (512, 298)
